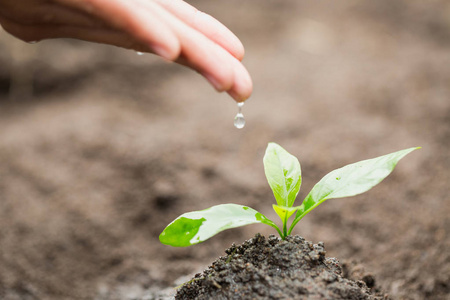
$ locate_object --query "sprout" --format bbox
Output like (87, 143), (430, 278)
(160, 143), (419, 247)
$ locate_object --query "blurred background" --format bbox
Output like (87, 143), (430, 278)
(0, 0), (449, 299)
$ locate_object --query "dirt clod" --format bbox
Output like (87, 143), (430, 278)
(176, 234), (388, 299)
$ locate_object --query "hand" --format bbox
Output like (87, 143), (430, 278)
(0, 0), (252, 101)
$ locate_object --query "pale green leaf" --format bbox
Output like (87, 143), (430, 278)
(272, 204), (298, 222)
(159, 204), (279, 247)
(289, 147), (420, 234)
(263, 143), (301, 207)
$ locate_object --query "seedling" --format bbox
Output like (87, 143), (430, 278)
(160, 143), (419, 247)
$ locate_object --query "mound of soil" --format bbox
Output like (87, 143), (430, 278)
(176, 234), (387, 300)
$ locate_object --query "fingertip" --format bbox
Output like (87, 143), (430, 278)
(152, 40), (181, 61)
(227, 83), (252, 102)
(203, 71), (233, 92)
(197, 45), (235, 92)
(233, 37), (245, 61)
(227, 59), (253, 102)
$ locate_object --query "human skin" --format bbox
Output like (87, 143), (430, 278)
(0, 0), (252, 102)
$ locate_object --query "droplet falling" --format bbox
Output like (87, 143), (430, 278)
(234, 102), (245, 129)
(136, 51), (144, 55)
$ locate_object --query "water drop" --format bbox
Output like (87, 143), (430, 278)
(136, 51), (144, 56)
(234, 102), (246, 129)
(234, 113), (245, 129)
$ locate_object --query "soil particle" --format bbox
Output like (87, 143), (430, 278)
(176, 234), (388, 299)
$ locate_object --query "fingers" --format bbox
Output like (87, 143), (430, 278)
(135, 0), (233, 91)
(52, 0), (253, 101)
(136, 0), (253, 101)
(56, 0), (181, 60)
(0, 0), (253, 101)
(0, 16), (146, 51)
(227, 57), (253, 102)
(192, 11), (245, 61)
(154, 0), (245, 61)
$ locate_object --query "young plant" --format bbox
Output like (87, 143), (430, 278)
(160, 143), (419, 247)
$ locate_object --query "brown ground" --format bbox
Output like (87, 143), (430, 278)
(0, 1), (449, 299)
(176, 234), (385, 299)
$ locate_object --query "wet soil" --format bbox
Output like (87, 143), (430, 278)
(0, 1), (449, 300)
(176, 234), (387, 300)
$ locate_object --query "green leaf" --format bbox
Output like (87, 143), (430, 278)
(272, 205), (298, 222)
(263, 143), (302, 207)
(273, 204), (299, 238)
(288, 147), (420, 234)
(159, 204), (279, 247)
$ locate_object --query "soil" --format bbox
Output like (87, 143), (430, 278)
(0, 1), (449, 300)
(176, 234), (387, 300)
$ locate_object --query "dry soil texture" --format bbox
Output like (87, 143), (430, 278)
(0, 1), (449, 299)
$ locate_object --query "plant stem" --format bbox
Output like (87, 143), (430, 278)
(274, 225), (283, 238)
(282, 212), (288, 239)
